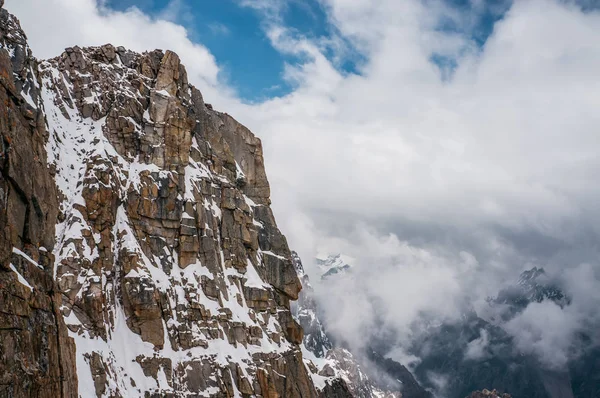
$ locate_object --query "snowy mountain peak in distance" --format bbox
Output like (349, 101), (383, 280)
(315, 253), (353, 279)
(495, 266), (568, 311)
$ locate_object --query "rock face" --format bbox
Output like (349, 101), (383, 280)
(366, 350), (432, 398)
(292, 251), (332, 358)
(319, 378), (355, 398)
(43, 45), (311, 396)
(0, 6), (77, 398)
(466, 390), (511, 398)
(1, 4), (316, 397)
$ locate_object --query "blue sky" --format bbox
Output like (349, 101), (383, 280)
(104, 0), (509, 101)
(105, 0), (336, 101)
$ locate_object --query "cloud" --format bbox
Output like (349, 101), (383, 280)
(7, 0), (600, 373)
(310, 225), (476, 351)
(464, 329), (491, 361)
(505, 301), (580, 369)
(207, 22), (230, 36)
(238, 0), (600, 372)
(158, 0), (196, 26)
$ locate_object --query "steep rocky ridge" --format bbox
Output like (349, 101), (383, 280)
(0, 5), (77, 397)
(292, 251), (332, 359)
(0, 3), (319, 397)
(43, 44), (310, 397)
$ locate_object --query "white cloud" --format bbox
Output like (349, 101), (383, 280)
(464, 329), (490, 360)
(505, 301), (580, 369)
(207, 22), (230, 36)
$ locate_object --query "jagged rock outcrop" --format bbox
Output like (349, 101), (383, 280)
(0, 5), (77, 397)
(322, 348), (401, 398)
(292, 251), (332, 358)
(320, 378), (355, 398)
(366, 350), (432, 398)
(1, 3), (317, 397)
(466, 390), (511, 398)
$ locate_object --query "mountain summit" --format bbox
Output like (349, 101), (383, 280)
(0, 4), (323, 396)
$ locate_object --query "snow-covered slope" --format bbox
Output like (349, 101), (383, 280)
(38, 43), (317, 397)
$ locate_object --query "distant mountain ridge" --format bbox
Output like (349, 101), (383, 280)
(304, 253), (598, 398)
(316, 253), (353, 279)
(293, 252), (432, 398)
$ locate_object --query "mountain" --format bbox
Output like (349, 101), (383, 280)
(0, 3), (77, 396)
(292, 253), (394, 397)
(406, 268), (588, 398)
(292, 251), (333, 359)
(293, 252), (434, 398)
(316, 254), (353, 280)
(306, 253), (595, 398)
(2, 2), (597, 397)
(0, 4), (322, 396)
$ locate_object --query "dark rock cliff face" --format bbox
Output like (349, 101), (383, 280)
(0, 4), (318, 397)
(0, 5), (78, 398)
(466, 390), (511, 398)
(320, 378), (355, 398)
(292, 251), (333, 358)
(366, 350), (432, 398)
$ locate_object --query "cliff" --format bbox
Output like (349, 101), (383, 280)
(0, 5), (77, 397)
(0, 3), (318, 396)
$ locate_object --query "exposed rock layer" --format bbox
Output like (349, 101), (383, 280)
(43, 44), (311, 396)
(0, 6), (77, 398)
(466, 390), (511, 398)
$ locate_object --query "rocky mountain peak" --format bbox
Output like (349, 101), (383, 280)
(494, 266), (568, 316)
(316, 253), (352, 279)
(517, 267), (545, 285)
(0, 4), (318, 396)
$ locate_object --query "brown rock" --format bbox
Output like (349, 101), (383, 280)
(155, 50), (182, 97)
(0, 9), (77, 397)
(0, 8), (312, 396)
(466, 390), (512, 398)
